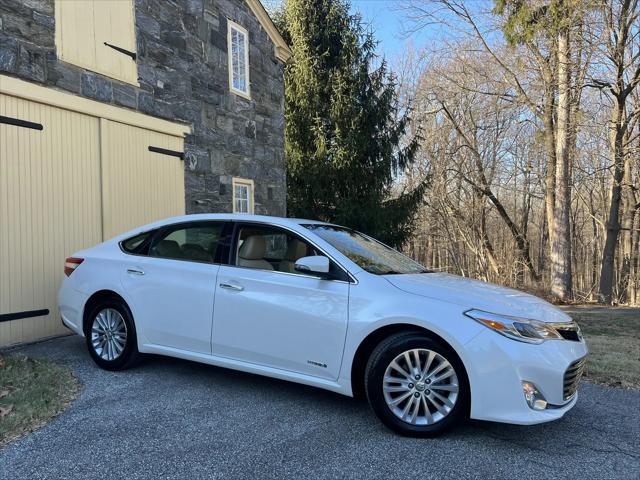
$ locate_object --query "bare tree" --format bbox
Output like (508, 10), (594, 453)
(550, 0), (576, 300)
(592, 0), (640, 304)
(395, 0), (639, 305)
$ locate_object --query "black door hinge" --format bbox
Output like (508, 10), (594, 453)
(0, 115), (43, 131)
(104, 42), (137, 61)
(148, 146), (185, 160)
(0, 308), (49, 323)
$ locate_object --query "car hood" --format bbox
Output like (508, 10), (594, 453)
(383, 273), (571, 323)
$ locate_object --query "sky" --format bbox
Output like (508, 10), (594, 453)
(349, 0), (448, 64)
(349, 1), (416, 60)
(263, 0), (434, 63)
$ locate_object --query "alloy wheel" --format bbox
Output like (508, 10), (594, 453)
(382, 348), (459, 425)
(91, 308), (127, 361)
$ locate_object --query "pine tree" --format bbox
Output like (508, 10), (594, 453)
(278, 0), (426, 247)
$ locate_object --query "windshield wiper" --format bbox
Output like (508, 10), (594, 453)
(383, 269), (433, 275)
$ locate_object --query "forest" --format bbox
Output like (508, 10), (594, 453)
(397, 0), (640, 305)
(272, 0), (640, 305)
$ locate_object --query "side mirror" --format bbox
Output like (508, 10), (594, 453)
(294, 255), (330, 276)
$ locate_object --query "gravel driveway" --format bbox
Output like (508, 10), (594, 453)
(1, 336), (638, 480)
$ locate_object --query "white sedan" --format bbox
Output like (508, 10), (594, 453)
(59, 214), (587, 436)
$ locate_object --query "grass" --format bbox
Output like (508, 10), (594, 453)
(564, 307), (640, 389)
(0, 354), (81, 447)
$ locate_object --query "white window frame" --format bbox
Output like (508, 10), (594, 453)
(232, 177), (255, 214)
(227, 20), (251, 99)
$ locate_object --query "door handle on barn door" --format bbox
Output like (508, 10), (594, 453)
(126, 267), (145, 276)
(219, 282), (244, 292)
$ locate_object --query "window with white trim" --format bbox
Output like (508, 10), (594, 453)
(227, 20), (250, 98)
(232, 178), (254, 214)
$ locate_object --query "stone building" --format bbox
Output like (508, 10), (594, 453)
(0, 0), (291, 346)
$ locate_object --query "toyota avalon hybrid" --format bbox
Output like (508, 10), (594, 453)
(58, 214), (587, 436)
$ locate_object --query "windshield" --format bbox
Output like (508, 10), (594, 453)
(304, 225), (430, 275)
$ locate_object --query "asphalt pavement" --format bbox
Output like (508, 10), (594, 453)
(1, 335), (638, 480)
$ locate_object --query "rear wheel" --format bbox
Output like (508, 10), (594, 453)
(85, 297), (139, 370)
(365, 333), (468, 437)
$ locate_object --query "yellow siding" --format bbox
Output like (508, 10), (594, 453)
(55, 0), (138, 85)
(0, 95), (186, 347)
(101, 119), (185, 240)
(0, 94), (103, 346)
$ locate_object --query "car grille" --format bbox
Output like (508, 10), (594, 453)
(563, 357), (586, 400)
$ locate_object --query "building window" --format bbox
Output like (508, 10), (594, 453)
(227, 20), (250, 98)
(54, 0), (138, 85)
(233, 178), (254, 214)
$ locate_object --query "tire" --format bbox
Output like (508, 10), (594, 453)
(84, 296), (140, 371)
(364, 332), (469, 437)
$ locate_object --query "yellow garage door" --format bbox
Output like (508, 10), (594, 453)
(0, 94), (103, 345)
(1, 96), (186, 347)
(100, 119), (185, 239)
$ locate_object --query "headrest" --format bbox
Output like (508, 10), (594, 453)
(181, 243), (212, 262)
(286, 239), (307, 261)
(239, 235), (267, 260)
(154, 240), (181, 258)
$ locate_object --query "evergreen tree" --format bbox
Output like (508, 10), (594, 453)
(278, 0), (426, 247)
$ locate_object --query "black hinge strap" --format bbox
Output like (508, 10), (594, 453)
(104, 42), (137, 61)
(0, 115), (43, 131)
(0, 309), (50, 323)
(148, 146), (185, 160)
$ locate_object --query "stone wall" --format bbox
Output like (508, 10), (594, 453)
(0, 0), (286, 216)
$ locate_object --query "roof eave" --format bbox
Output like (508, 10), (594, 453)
(246, 0), (293, 63)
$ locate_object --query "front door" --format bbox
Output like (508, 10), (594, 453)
(211, 224), (350, 380)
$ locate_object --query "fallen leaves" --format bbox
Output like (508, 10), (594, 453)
(1, 357), (13, 418)
(0, 405), (13, 418)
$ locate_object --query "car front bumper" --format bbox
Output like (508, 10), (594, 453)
(463, 329), (588, 425)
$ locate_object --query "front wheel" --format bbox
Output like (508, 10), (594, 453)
(365, 333), (469, 437)
(85, 297), (140, 371)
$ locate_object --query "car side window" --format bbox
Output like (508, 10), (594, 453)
(149, 222), (228, 264)
(121, 230), (154, 254)
(234, 225), (317, 273)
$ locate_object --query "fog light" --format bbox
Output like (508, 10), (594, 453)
(522, 381), (548, 410)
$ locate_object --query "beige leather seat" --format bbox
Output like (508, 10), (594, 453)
(181, 243), (212, 262)
(279, 239), (308, 273)
(153, 240), (182, 259)
(237, 236), (273, 270)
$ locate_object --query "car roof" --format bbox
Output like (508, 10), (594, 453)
(162, 213), (335, 226)
(127, 214), (339, 233)
(107, 214), (346, 244)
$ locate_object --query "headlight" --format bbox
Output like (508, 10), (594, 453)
(464, 309), (564, 344)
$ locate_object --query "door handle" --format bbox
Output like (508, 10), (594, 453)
(219, 282), (244, 291)
(126, 267), (145, 276)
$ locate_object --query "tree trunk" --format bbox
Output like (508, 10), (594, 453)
(631, 209), (640, 305)
(618, 130), (637, 303)
(550, 25), (573, 301)
(543, 85), (557, 246)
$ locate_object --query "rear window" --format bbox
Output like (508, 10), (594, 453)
(121, 231), (153, 254)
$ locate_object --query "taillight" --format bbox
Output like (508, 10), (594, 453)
(64, 257), (84, 276)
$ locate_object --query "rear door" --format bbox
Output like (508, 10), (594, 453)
(211, 223), (350, 380)
(121, 221), (232, 354)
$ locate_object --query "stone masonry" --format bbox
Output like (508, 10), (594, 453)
(0, 0), (286, 215)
